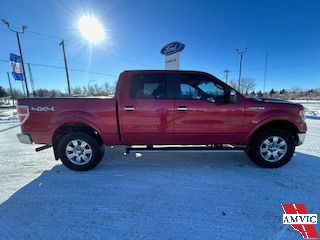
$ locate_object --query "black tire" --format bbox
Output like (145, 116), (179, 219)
(247, 129), (295, 168)
(58, 132), (104, 171)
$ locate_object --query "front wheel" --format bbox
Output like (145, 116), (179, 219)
(247, 129), (295, 168)
(58, 132), (104, 171)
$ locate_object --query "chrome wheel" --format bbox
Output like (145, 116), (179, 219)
(65, 139), (92, 165)
(260, 136), (287, 162)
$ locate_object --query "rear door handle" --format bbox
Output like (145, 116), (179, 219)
(177, 106), (188, 111)
(124, 106), (135, 112)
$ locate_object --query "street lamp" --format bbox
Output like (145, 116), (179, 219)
(2, 19), (30, 97)
(236, 46), (248, 92)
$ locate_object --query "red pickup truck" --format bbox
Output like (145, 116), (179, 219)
(17, 70), (307, 171)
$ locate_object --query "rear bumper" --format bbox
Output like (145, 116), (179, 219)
(17, 133), (33, 144)
(297, 133), (306, 146)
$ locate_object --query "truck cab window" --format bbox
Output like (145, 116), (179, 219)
(177, 74), (225, 102)
(180, 84), (200, 99)
(130, 74), (168, 99)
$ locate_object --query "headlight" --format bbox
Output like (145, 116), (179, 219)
(299, 109), (306, 120)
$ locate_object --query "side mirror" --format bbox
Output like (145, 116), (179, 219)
(229, 90), (237, 103)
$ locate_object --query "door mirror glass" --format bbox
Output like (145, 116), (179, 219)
(229, 90), (237, 103)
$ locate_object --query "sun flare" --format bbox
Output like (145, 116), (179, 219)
(77, 15), (105, 44)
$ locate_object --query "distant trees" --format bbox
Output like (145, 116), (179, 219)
(257, 90), (263, 97)
(247, 87), (320, 100)
(269, 89), (276, 96)
(230, 78), (256, 94)
(31, 82), (115, 97)
(2, 81), (319, 100)
(72, 82), (115, 96)
(0, 81), (115, 100)
(0, 86), (7, 98)
(36, 89), (66, 98)
(279, 89), (286, 94)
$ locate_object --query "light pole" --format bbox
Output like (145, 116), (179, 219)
(60, 40), (71, 96)
(263, 51), (268, 93)
(2, 19), (30, 97)
(223, 69), (230, 84)
(236, 47), (248, 92)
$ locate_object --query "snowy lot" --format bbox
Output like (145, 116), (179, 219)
(0, 119), (319, 240)
(0, 107), (18, 132)
(290, 100), (320, 119)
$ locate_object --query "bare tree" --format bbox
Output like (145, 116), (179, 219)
(230, 78), (256, 94)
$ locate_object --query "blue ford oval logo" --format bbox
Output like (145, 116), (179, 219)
(160, 41), (185, 56)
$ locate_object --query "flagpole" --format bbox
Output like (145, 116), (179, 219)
(1, 19), (29, 97)
(16, 32), (29, 97)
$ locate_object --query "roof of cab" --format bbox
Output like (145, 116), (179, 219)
(120, 70), (221, 81)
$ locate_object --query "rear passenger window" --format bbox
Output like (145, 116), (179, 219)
(130, 74), (168, 99)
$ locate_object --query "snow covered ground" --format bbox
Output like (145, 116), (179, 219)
(0, 108), (19, 132)
(289, 100), (320, 119)
(0, 119), (319, 240)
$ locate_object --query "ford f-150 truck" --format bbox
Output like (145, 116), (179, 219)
(17, 70), (307, 171)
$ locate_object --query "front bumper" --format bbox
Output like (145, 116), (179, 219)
(297, 133), (306, 146)
(17, 133), (33, 144)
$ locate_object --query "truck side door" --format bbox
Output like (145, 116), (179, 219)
(174, 73), (245, 145)
(119, 72), (175, 145)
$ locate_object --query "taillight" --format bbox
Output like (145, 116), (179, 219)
(17, 105), (30, 125)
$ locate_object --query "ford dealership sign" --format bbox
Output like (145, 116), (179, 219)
(160, 41), (185, 56)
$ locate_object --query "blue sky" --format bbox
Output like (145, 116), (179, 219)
(1, 0), (320, 93)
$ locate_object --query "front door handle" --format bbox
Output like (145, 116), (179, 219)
(177, 106), (188, 111)
(124, 106), (135, 112)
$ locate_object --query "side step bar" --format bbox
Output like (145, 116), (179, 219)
(125, 145), (245, 154)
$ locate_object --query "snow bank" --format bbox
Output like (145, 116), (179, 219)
(0, 108), (18, 123)
(289, 100), (320, 119)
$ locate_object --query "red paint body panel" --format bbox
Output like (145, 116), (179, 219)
(19, 98), (119, 145)
(17, 70), (307, 147)
(174, 99), (245, 144)
(243, 98), (307, 144)
(117, 71), (175, 144)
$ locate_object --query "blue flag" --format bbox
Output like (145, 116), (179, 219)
(10, 53), (24, 81)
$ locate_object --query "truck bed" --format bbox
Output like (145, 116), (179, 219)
(18, 97), (120, 145)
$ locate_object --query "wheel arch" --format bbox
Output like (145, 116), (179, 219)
(246, 120), (299, 147)
(52, 122), (103, 160)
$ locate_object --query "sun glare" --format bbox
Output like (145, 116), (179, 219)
(78, 15), (105, 44)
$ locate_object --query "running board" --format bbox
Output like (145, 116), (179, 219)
(125, 145), (245, 154)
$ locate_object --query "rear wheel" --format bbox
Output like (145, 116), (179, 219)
(58, 132), (104, 171)
(248, 129), (295, 168)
